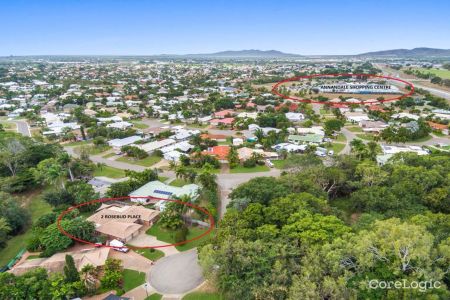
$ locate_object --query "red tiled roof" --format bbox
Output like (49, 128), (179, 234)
(428, 121), (448, 130)
(202, 146), (230, 160)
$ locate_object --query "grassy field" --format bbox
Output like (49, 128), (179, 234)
(93, 165), (126, 178)
(272, 160), (287, 169)
(133, 248), (165, 261)
(146, 223), (212, 251)
(63, 140), (91, 147)
(182, 292), (223, 300)
(326, 143), (346, 154)
(145, 294), (163, 300)
(102, 152), (116, 158)
(416, 68), (450, 79)
(356, 133), (375, 141)
(0, 191), (52, 266)
(75, 145), (111, 155)
(122, 269), (146, 292)
(117, 154), (162, 167)
(229, 165), (270, 173)
(0, 121), (15, 130)
(131, 121), (149, 129)
(169, 178), (189, 187)
(346, 126), (363, 133)
(335, 133), (347, 142)
(412, 135), (433, 142)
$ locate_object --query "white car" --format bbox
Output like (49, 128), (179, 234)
(265, 159), (274, 168)
(328, 150), (334, 156)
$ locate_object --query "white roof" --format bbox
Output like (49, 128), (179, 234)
(108, 135), (142, 148)
(138, 138), (176, 153)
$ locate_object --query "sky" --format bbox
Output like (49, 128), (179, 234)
(1, 0), (450, 56)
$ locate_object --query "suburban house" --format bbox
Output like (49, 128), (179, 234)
(344, 112), (370, 123)
(138, 138), (176, 153)
(376, 144), (429, 165)
(285, 112), (305, 122)
(87, 204), (160, 243)
(288, 134), (323, 145)
(129, 180), (200, 204)
(428, 121), (449, 135)
(359, 120), (388, 133)
(213, 109), (236, 119)
(201, 145), (230, 162)
(108, 135), (143, 150)
(11, 247), (110, 276)
(210, 117), (235, 127)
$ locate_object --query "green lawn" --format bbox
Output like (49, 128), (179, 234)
(416, 68), (450, 80)
(122, 269), (146, 292)
(182, 292), (224, 300)
(117, 154), (162, 167)
(131, 121), (149, 129)
(356, 133), (375, 141)
(133, 248), (165, 261)
(169, 178), (189, 187)
(272, 160), (287, 169)
(75, 145), (111, 155)
(102, 152), (116, 158)
(0, 121), (15, 130)
(63, 140), (91, 147)
(326, 143), (346, 154)
(0, 191), (52, 266)
(412, 135), (433, 142)
(145, 293), (163, 300)
(229, 165), (270, 173)
(335, 133), (347, 142)
(146, 223), (212, 251)
(93, 165), (126, 178)
(346, 126), (363, 133)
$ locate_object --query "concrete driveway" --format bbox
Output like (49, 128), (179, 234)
(149, 249), (204, 294)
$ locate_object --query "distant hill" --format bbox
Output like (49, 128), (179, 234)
(186, 49), (301, 58)
(358, 47), (450, 57)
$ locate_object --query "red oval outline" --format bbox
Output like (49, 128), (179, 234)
(56, 196), (215, 249)
(271, 73), (414, 105)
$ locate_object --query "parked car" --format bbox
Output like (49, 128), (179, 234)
(265, 159), (274, 168)
(109, 239), (129, 253)
(328, 150), (334, 156)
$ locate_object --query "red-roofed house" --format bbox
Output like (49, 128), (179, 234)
(210, 117), (235, 127)
(367, 105), (386, 112)
(214, 110), (236, 119)
(276, 103), (299, 112)
(201, 146), (230, 162)
(428, 121), (449, 134)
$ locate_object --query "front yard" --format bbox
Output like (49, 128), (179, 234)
(122, 269), (146, 292)
(116, 154), (162, 167)
(93, 165), (126, 178)
(146, 223), (213, 251)
(229, 165), (270, 173)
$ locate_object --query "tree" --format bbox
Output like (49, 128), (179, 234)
(0, 218), (11, 248)
(227, 147), (239, 168)
(229, 177), (289, 207)
(100, 259), (123, 289)
(64, 255), (80, 283)
(324, 118), (344, 136)
(0, 136), (26, 176)
(32, 158), (67, 189)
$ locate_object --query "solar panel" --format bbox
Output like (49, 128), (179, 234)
(154, 189), (173, 196)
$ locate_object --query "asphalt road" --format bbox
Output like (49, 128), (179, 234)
(149, 249), (204, 294)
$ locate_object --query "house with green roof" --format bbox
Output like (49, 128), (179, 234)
(129, 180), (200, 204)
(288, 134), (323, 145)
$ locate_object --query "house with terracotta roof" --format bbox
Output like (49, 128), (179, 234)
(213, 109), (236, 119)
(201, 145), (230, 162)
(428, 121), (449, 134)
(210, 117), (235, 127)
(87, 204), (160, 243)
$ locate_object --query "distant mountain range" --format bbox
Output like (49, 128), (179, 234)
(185, 49), (301, 58)
(357, 47), (450, 57)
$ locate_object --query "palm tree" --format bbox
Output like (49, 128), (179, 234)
(254, 128), (264, 142)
